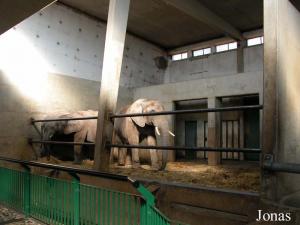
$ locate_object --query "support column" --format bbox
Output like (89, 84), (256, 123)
(263, 0), (300, 206)
(237, 40), (246, 73)
(93, 0), (130, 171)
(207, 97), (221, 165)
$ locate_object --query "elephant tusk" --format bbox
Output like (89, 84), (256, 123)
(168, 130), (175, 137)
(155, 126), (161, 136)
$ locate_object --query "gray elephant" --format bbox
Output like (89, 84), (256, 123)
(113, 99), (175, 170)
(40, 110), (97, 164)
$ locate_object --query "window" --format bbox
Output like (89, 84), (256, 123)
(247, 36), (264, 46)
(228, 42), (237, 50)
(193, 47), (211, 57)
(171, 52), (188, 61)
(216, 42), (237, 52)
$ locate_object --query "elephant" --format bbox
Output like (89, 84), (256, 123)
(112, 99), (175, 170)
(40, 110), (97, 164)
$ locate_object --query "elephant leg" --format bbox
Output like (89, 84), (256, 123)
(128, 133), (140, 168)
(125, 150), (132, 166)
(131, 148), (140, 168)
(73, 131), (85, 164)
(118, 148), (127, 166)
(147, 136), (160, 170)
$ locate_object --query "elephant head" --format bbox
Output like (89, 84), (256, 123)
(128, 99), (175, 169)
(40, 119), (68, 157)
(40, 110), (97, 163)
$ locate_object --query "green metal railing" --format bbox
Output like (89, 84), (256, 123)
(0, 158), (187, 225)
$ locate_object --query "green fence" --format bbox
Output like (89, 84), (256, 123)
(0, 166), (186, 225)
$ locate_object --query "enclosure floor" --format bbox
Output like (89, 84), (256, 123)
(36, 157), (260, 192)
(0, 205), (44, 225)
(112, 160), (260, 192)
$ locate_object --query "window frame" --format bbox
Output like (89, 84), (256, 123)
(171, 52), (188, 61)
(192, 47), (211, 57)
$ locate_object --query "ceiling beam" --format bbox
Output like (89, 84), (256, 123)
(163, 0), (244, 41)
(0, 0), (56, 35)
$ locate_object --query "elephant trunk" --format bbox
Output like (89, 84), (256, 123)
(152, 116), (174, 169)
(40, 122), (62, 158)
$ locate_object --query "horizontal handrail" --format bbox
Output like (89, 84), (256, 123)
(107, 144), (261, 153)
(30, 140), (95, 146)
(110, 105), (263, 118)
(0, 156), (137, 184)
(31, 116), (97, 123)
(29, 139), (261, 153)
(263, 161), (300, 174)
(31, 105), (263, 123)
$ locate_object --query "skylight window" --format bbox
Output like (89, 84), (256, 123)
(171, 52), (188, 61)
(247, 36), (264, 46)
(216, 42), (237, 52)
(193, 47), (211, 57)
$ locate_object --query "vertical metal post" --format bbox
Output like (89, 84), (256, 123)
(93, 0), (131, 171)
(136, 183), (155, 225)
(23, 166), (31, 217)
(72, 175), (80, 225)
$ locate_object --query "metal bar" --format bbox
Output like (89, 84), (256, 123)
(263, 162), (300, 174)
(29, 139), (261, 153)
(30, 140), (95, 146)
(0, 156), (134, 183)
(111, 105), (263, 118)
(72, 177), (80, 225)
(107, 144), (261, 153)
(31, 105), (263, 123)
(31, 117), (97, 123)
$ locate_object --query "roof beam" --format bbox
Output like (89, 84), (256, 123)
(0, 0), (56, 35)
(163, 0), (244, 41)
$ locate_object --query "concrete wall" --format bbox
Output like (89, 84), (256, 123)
(134, 72), (263, 107)
(1, 2), (165, 88)
(263, 0), (300, 208)
(164, 46), (263, 83)
(0, 2), (166, 160)
(0, 70), (132, 161)
(133, 71), (263, 160)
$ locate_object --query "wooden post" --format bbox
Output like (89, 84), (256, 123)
(207, 97), (221, 165)
(93, 0), (130, 171)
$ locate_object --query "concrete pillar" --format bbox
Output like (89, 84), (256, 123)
(207, 97), (221, 165)
(93, 0), (130, 171)
(263, 0), (300, 206)
(237, 40), (246, 73)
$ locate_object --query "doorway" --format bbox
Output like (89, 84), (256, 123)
(185, 121), (197, 160)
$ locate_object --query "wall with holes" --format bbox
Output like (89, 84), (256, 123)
(0, 2), (165, 88)
(0, 2), (166, 161)
(164, 45), (263, 83)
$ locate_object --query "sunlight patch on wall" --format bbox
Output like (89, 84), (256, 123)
(0, 28), (51, 102)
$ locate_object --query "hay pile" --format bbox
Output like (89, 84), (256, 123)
(35, 157), (260, 192)
(111, 161), (260, 192)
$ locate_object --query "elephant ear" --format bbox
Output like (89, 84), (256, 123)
(63, 113), (84, 134)
(128, 99), (147, 127)
(83, 110), (98, 142)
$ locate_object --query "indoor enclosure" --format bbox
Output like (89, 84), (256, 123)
(0, 0), (299, 225)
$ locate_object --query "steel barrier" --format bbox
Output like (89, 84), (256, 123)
(0, 157), (187, 225)
(30, 105), (263, 123)
(30, 105), (263, 154)
(263, 154), (300, 174)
